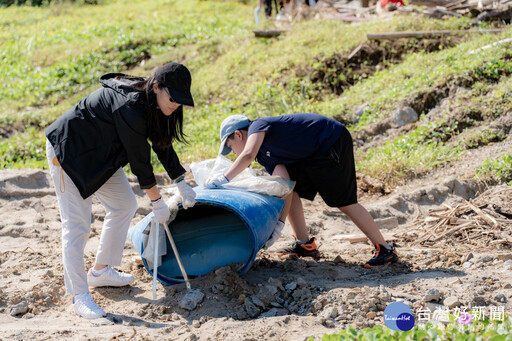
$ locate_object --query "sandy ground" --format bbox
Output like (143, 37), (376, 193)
(0, 167), (511, 341)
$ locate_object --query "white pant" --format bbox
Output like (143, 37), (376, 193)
(46, 140), (138, 295)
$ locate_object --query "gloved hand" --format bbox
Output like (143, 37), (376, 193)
(152, 197), (170, 224)
(204, 174), (229, 189)
(263, 220), (285, 250)
(176, 180), (196, 209)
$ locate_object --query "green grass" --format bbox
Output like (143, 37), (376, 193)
(0, 0), (252, 114)
(1, 0), (511, 182)
(0, 128), (47, 169)
(312, 316), (512, 341)
(358, 120), (464, 184)
(460, 128), (508, 150)
(476, 152), (512, 185)
(355, 64), (512, 184)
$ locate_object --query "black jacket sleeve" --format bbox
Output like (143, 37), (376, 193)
(113, 106), (157, 189)
(152, 144), (186, 181)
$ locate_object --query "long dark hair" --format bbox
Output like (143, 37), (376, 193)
(118, 75), (187, 148)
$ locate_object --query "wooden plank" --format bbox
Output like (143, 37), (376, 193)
(334, 233), (397, 243)
(367, 28), (507, 40)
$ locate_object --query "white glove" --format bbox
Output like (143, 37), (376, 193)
(152, 197), (170, 224)
(176, 180), (196, 209)
(263, 220), (285, 250)
(204, 174), (229, 189)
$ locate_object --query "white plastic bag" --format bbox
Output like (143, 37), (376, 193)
(141, 224), (166, 270)
(190, 156), (295, 198)
(140, 196), (180, 270)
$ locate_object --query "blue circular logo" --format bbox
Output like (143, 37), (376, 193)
(383, 302), (415, 331)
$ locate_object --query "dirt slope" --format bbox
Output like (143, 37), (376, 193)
(0, 152), (511, 341)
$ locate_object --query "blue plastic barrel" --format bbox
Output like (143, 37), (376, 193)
(129, 188), (284, 285)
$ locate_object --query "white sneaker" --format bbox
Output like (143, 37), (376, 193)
(87, 267), (135, 287)
(73, 293), (106, 319)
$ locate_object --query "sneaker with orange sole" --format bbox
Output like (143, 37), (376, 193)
(364, 243), (398, 268)
(276, 237), (320, 259)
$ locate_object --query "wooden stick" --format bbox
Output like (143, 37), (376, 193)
(367, 29), (508, 40)
(464, 229), (470, 242)
(433, 204), (460, 232)
(429, 207), (452, 213)
(465, 200), (499, 228)
(442, 203), (454, 210)
(348, 44), (363, 60)
(417, 228), (438, 242)
(429, 214), (461, 224)
(490, 239), (512, 245)
(432, 222), (473, 242)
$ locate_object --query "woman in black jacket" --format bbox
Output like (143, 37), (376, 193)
(45, 62), (196, 319)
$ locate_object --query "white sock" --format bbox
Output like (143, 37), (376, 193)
(73, 293), (89, 304)
(91, 267), (108, 277)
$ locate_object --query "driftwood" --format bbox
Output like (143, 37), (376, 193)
(411, 186), (512, 248)
(410, 0), (461, 7)
(472, 6), (512, 24)
(447, 0), (490, 11)
(367, 28), (507, 40)
(423, 7), (463, 17)
(318, 0), (511, 20)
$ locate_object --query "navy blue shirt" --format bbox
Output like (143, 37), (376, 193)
(248, 113), (344, 174)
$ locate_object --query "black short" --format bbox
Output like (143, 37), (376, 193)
(285, 126), (357, 208)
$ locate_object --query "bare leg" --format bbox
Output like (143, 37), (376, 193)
(339, 203), (389, 247)
(288, 192), (309, 242)
(272, 164), (309, 242)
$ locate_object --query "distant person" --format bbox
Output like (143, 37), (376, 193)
(205, 113), (398, 268)
(256, 0), (283, 18)
(255, 0), (314, 22)
(46, 62), (197, 319)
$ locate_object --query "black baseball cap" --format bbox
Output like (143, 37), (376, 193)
(154, 62), (195, 107)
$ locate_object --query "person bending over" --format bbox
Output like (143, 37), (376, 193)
(205, 113), (398, 268)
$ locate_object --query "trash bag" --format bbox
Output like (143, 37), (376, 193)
(140, 196), (180, 270)
(190, 156), (295, 198)
(141, 222), (166, 270)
